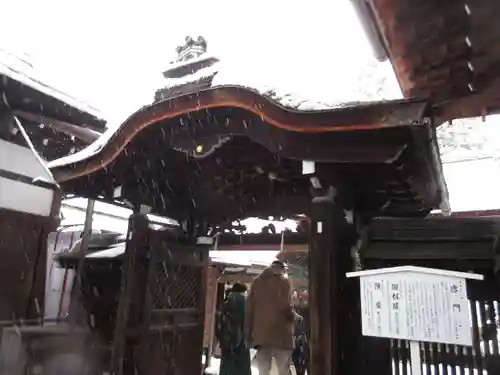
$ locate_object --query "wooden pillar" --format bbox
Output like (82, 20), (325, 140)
(203, 266), (220, 367)
(110, 213), (149, 375)
(308, 188), (358, 375)
(0, 328), (26, 375)
(68, 199), (95, 326)
(358, 337), (392, 375)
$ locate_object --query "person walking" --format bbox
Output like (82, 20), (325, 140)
(216, 283), (252, 375)
(246, 260), (295, 375)
(292, 291), (309, 375)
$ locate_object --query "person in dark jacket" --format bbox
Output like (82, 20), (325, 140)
(216, 283), (251, 375)
(292, 291), (309, 375)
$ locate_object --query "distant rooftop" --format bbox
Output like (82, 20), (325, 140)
(0, 47), (107, 160)
(162, 36), (219, 79)
(0, 48), (105, 127)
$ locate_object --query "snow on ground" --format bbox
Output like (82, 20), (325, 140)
(204, 351), (301, 375)
(210, 251), (279, 267)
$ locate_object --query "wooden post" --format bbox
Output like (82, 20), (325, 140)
(110, 213), (149, 375)
(0, 328), (26, 375)
(204, 266), (220, 367)
(308, 189), (358, 375)
(69, 199), (95, 325)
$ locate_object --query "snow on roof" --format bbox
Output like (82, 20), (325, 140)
(156, 58), (349, 114)
(346, 266), (484, 280)
(48, 57), (500, 216)
(0, 48), (103, 120)
(86, 245), (126, 259)
(210, 250), (278, 268)
(164, 53), (219, 75)
(73, 244), (278, 271)
(155, 63), (220, 93)
(212, 62), (345, 111)
(61, 197), (177, 232)
(61, 204), (130, 233)
(0, 118), (56, 184)
(48, 59), (381, 169)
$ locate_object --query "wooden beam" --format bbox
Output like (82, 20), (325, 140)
(216, 244), (308, 251)
(218, 273), (308, 288)
(217, 232), (308, 246)
(13, 110), (101, 143)
(443, 209), (500, 218)
(363, 241), (495, 260)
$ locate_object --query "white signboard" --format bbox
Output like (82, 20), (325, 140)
(347, 266), (483, 346)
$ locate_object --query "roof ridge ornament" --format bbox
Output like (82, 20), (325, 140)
(175, 35), (208, 62)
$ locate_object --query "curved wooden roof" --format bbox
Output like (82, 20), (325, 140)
(360, 0), (500, 121)
(49, 86), (446, 224)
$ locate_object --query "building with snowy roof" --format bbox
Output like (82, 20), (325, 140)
(0, 48), (107, 161)
(154, 36), (220, 102)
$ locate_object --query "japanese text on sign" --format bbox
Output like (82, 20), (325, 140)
(359, 272), (471, 346)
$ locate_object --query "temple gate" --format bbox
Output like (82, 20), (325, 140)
(48, 86), (447, 375)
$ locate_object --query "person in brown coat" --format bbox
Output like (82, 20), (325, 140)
(246, 260), (295, 375)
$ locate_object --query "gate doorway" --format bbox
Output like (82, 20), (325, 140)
(109, 214), (209, 375)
